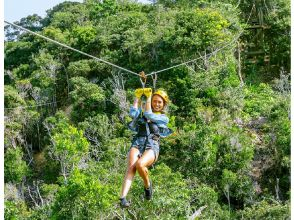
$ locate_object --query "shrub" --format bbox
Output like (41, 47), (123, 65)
(4, 147), (29, 183)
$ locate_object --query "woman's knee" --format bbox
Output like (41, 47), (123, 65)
(127, 164), (136, 174)
(136, 160), (146, 171)
(137, 150), (156, 169)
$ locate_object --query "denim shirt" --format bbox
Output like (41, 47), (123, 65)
(129, 106), (172, 137)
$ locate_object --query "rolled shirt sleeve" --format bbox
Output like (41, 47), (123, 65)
(129, 106), (141, 118)
(144, 110), (169, 125)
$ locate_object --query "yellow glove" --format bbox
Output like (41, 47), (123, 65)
(143, 88), (152, 98)
(135, 88), (144, 99)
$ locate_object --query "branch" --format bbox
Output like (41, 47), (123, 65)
(114, 210), (124, 220)
(27, 185), (39, 208)
(127, 209), (138, 220)
(188, 205), (207, 220)
(35, 181), (44, 207)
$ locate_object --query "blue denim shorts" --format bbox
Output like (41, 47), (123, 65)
(130, 135), (160, 161)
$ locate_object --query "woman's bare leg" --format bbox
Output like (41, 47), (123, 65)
(120, 147), (140, 198)
(136, 149), (156, 188)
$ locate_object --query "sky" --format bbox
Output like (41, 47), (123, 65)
(4, 0), (151, 22)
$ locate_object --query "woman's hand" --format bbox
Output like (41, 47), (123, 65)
(143, 88), (152, 112)
(135, 88), (144, 99)
(143, 88), (152, 98)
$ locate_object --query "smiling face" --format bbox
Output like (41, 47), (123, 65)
(151, 94), (165, 112)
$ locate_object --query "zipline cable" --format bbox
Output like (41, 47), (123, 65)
(4, 20), (139, 77)
(4, 3), (254, 111)
(5, 2), (255, 112)
(146, 3), (256, 77)
(5, 2), (254, 79)
(147, 34), (239, 76)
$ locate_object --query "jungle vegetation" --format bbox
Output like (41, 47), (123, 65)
(4, 0), (290, 219)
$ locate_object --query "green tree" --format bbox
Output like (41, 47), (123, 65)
(5, 147), (30, 183)
(44, 111), (89, 181)
(69, 76), (105, 122)
(51, 168), (116, 219)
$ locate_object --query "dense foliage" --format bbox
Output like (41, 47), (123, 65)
(4, 0), (290, 219)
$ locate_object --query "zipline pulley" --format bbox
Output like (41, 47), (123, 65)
(139, 71), (147, 88)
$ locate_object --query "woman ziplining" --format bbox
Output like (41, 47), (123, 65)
(4, 7), (256, 207)
(119, 84), (172, 208)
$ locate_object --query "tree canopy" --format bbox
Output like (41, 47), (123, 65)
(4, 0), (290, 219)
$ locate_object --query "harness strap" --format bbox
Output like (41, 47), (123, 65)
(145, 119), (151, 136)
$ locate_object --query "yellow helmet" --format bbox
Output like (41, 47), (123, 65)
(153, 89), (169, 104)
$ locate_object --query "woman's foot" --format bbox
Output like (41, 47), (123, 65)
(120, 197), (130, 208)
(144, 180), (152, 200)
